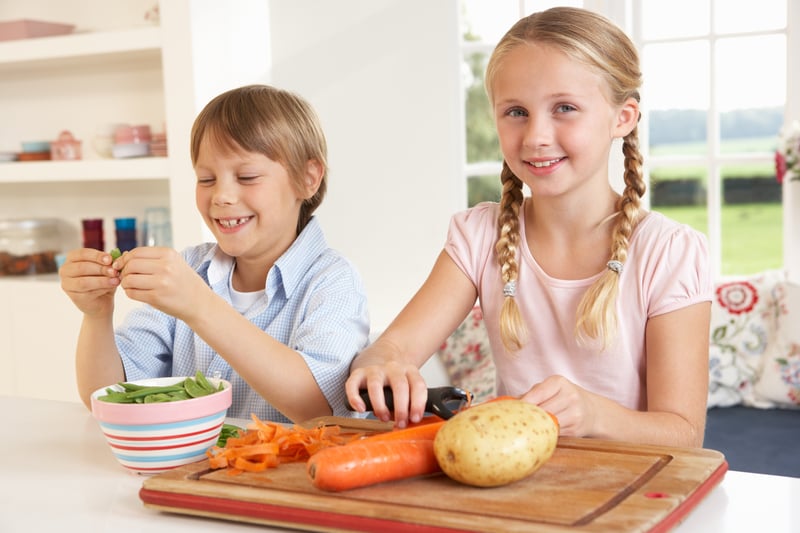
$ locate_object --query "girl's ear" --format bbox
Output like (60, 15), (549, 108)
(613, 97), (640, 138)
(300, 159), (324, 199)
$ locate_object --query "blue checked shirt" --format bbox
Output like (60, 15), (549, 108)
(115, 217), (370, 422)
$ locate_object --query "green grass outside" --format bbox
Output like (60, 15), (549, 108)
(653, 203), (783, 275)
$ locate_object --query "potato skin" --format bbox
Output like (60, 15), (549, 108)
(433, 399), (558, 487)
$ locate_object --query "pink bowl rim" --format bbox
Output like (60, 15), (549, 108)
(90, 376), (232, 425)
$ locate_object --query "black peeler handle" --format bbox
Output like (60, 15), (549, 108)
(349, 386), (472, 420)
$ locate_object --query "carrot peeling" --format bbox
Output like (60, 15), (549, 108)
(206, 414), (361, 475)
(307, 438), (441, 491)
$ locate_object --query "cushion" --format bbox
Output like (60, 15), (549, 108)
(751, 281), (800, 408)
(707, 269), (786, 408)
(435, 306), (497, 403)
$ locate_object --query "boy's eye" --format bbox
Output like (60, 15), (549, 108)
(507, 107), (527, 118)
(555, 104), (577, 113)
(238, 175), (259, 182)
(196, 177), (215, 186)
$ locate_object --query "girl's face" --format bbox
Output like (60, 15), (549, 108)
(490, 42), (637, 200)
(194, 134), (311, 270)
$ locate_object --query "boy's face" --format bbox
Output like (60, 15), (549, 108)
(194, 134), (304, 273)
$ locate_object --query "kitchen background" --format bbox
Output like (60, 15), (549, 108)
(1, 0), (798, 402)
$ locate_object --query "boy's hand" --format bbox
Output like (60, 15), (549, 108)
(114, 246), (210, 320)
(59, 248), (121, 317)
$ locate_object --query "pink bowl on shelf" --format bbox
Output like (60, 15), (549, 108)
(0, 19), (75, 42)
(112, 142), (150, 159)
(114, 125), (152, 144)
(90, 376), (232, 475)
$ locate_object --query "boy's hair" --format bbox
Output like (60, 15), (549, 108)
(190, 84), (328, 235)
(484, 7), (644, 352)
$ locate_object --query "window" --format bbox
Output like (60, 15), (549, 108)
(637, 0), (786, 276)
(460, 0), (791, 277)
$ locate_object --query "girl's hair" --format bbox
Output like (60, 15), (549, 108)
(190, 84), (328, 235)
(485, 7), (645, 352)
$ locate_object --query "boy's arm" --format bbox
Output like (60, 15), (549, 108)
(75, 314), (125, 409)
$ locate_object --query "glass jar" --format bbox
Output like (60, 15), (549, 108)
(0, 218), (63, 276)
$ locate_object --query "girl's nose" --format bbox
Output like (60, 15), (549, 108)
(522, 113), (552, 148)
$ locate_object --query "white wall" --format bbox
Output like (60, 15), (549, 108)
(268, 0), (466, 331)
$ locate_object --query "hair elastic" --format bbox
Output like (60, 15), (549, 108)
(503, 280), (517, 297)
(607, 260), (623, 274)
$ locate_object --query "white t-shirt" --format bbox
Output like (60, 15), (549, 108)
(445, 201), (713, 410)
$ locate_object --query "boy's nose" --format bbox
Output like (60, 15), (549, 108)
(212, 182), (238, 205)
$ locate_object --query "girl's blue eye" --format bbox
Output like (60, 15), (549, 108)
(555, 104), (576, 113)
(507, 107), (527, 118)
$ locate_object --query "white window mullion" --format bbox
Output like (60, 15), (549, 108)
(707, 9), (723, 280)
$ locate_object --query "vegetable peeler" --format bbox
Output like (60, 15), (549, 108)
(350, 386), (473, 420)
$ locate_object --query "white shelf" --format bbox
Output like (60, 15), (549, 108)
(0, 157), (169, 183)
(0, 26), (162, 66)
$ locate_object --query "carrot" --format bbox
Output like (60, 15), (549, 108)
(355, 416), (446, 443)
(307, 439), (441, 491)
(206, 414), (361, 475)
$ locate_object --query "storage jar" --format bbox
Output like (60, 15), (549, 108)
(0, 218), (63, 275)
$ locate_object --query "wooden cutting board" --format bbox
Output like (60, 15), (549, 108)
(140, 417), (727, 532)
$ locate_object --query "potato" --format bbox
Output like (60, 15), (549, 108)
(433, 398), (558, 487)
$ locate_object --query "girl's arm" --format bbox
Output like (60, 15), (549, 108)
(524, 301), (711, 447)
(346, 251), (479, 428)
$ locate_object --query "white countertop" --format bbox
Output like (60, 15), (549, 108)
(1, 395), (798, 532)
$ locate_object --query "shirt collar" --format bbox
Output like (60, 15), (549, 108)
(272, 216), (326, 299)
(203, 216), (327, 299)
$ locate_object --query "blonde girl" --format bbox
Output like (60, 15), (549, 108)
(346, 7), (712, 448)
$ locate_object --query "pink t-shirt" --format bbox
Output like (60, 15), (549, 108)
(445, 201), (712, 410)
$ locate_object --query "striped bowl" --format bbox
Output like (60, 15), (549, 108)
(90, 376), (232, 475)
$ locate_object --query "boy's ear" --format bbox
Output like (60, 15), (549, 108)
(300, 159), (324, 199)
(613, 97), (640, 138)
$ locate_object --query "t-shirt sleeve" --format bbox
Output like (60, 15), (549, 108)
(644, 221), (713, 317)
(444, 202), (499, 286)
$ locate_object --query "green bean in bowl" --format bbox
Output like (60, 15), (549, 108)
(97, 371), (224, 403)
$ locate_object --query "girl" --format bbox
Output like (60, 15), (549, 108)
(346, 7), (712, 448)
(61, 84), (370, 423)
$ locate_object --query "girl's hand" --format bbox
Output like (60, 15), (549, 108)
(345, 359), (430, 428)
(114, 246), (210, 320)
(59, 248), (120, 317)
(520, 375), (599, 437)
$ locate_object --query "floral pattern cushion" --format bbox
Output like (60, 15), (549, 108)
(708, 269), (787, 408)
(752, 281), (800, 408)
(435, 306), (497, 404)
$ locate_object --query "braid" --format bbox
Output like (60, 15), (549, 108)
(495, 162), (527, 352)
(575, 125), (644, 347)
